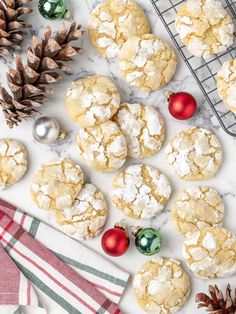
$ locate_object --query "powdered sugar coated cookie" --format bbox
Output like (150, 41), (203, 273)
(111, 164), (171, 219)
(88, 0), (150, 58)
(76, 121), (127, 172)
(54, 183), (108, 240)
(175, 0), (234, 57)
(216, 59), (236, 112)
(0, 138), (28, 190)
(65, 75), (120, 127)
(113, 103), (165, 158)
(165, 128), (222, 180)
(172, 186), (224, 236)
(120, 34), (176, 91)
(183, 227), (236, 279)
(31, 159), (84, 210)
(133, 258), (190, 313)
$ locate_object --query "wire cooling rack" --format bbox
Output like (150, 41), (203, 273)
(150, 0), (236, 137)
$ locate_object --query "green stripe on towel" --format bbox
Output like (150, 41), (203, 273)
(29, 219), (40, 237)
(16, 263), (82, 314)
(56, 253), (127, 288)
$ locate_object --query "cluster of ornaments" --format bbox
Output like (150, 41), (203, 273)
(101, 221), (162, 257)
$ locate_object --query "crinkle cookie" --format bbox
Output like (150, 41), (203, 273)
(0, 139), (27, 190)
(113, 103), (165, 158)
(31, 159), (84, 211)
(165, 128), (223, 181)
(175, 0), (234, 57)
(172, 186), (224, 236)
(119, 34), (177, 92)
(54, 184), (108, 240)
(76, 121), (127, 172)
(216, 59), (236, 112)
(64, 75), (120, 127)
(88, 0), (150, 58)
(183, 227), (236, 279)
(111, 164), (171, 220)
(133, 258), (191, 314)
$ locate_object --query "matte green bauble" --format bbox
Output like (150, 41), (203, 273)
(135, 228), (162, 256)
(38, 0), (67, 20)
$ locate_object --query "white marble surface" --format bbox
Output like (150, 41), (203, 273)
(1, 0), (236, 313)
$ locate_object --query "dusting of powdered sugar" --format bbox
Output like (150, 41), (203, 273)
(31, 159), (84, 210)
(184, 227), (236, 279)
(76, 121), (127, 172)
(65, 76), (120, 127)
(216, 60), (236, 111)
(165, 128), (222, 180)
(55, 184), (108, 240)
(111, 164), (171, 219)
(120, 34), (176, 91)
(175, 0), (234, 57)
(114, 103), (165, 158)
(133, 258), (190, 313)
(0, 139), (28, 189)
(88, 0), (150, 58)
(173, 186), (224, 235)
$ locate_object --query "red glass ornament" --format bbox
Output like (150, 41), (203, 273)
(101, 224), (130, 257)
(168, 92), (197, 120)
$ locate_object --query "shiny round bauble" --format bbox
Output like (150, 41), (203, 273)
(101, 226), (130, 257)
(168, 92), (197, 120)
(135, 228), (162, 256)
(38, 0), (67, 20)
(33, 116), (61, 144)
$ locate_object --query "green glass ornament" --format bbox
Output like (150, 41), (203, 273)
(38, 0), (68, 20)
(133, 227), (162, 256)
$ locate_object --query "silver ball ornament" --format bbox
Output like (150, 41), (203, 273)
(33, 116), (65, 144)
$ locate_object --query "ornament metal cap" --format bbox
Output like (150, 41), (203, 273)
(114, 219), (127, 230)
(63, 9), (73, 21)
(163, 90), (174, 100)
(131, 226), (142, 236)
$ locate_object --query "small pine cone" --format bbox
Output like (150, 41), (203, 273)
(0, 0), (33, 56)
(196, 285), (236, 314)
(0, 21), (82, 128)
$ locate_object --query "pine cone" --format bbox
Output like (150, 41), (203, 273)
(196, 284), (236, 314)
(0, 0), (33, 56)
(0, 21), (82, 128)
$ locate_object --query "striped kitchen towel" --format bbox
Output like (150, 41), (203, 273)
(0, 199), (129, 314)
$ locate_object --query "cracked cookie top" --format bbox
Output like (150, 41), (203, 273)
(54, 183), (108, 240)
(88, 0), (150, 58)
(110, 164), (171, 220)
(165, 128), (223, 181)
(64, 75), (120, 127)
(76, 121), (127, 172)
(0, 138), (28, 190)
(31, 159), (84, 211)
(175, 0), (234, 57)
(119, 34), (177, 92)
(133, 258), (190, 314)
(113, 103), (165, 158)
(183, 227), (236, 279)
(216, 59), (236, 112)
(172, 186), (224, 236)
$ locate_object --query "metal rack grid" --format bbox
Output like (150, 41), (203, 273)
(150, 0), (236, 137)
